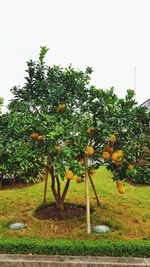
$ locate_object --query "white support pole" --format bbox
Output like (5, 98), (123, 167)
(84, 156), (91, 234)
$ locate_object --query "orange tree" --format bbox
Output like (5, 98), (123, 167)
(80, 88), (150, 188)
(98, 94), (150, 186)
(1, 47), (149, 209)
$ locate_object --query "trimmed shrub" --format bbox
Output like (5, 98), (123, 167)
(0, 238), (149, 257)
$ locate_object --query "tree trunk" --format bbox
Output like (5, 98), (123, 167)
(47, 160), (71, 213)
(56, 198), (64, 211)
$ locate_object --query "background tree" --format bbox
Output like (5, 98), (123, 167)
(96, 91), (150, 186)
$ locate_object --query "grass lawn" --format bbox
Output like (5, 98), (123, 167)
(0, 167), (149, 240)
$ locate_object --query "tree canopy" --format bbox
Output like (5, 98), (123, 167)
(0, 47), (149, 209)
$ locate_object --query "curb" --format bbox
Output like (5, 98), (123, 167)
(0, 255), (149, 267)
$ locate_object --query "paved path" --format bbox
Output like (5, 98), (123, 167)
(0, 254), (149, 267)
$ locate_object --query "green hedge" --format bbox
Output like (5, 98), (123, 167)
(0, 238), (150, 257)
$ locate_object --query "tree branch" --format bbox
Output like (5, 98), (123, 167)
(56, 175), (61, 198)
(49, 164), (59, 202)
(61, 179), (70, 202)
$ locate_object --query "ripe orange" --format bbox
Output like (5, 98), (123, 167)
(37, 135), (45, 141)
(87, 127), (94, 134)
(31, 133), (39, 139)
(112, 152), (121, 162)
(116, 150), (123, 156)
(127, 164), (134, 170)
(90, 169), (96, 174)
(116, 181), (122, 188)
(76, 177), (82, 183)
(105, 145), (113, 152)
(65, 170), (74, 180)
(85, 146), (94, 156)
(108, 134), (116, 143)
(55, 146), (62, 152)
(102, 151), (110, 160)
(118, 185), (126, 194)
(57, 104), (65, 112)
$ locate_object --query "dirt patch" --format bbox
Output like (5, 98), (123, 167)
(34, 203), (88, 221)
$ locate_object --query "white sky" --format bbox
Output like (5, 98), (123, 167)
(0, 0), (150, 109)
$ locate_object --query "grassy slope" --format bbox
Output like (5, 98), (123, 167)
(0, 167), (149, 240)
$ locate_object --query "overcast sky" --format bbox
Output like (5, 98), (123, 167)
(0, 0), (150, 110)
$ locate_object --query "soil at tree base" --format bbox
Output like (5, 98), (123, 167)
(34, 203), (87, 221)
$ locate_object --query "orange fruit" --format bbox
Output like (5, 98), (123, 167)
(85, 146), (94, 156)
(112, 152), (121, 162)
(31, 133), (39, 139)
(37, 135), (45, 141)
(76, 177), (82, 183)
(87, 127), (94, 134)
(65, 170), (74, 180)
(55, 146), (62, 151)
(116, 150), (123, 156)
(90, 169), (96, 174)
(57, 104), (65, 112)
(108, 134), (116, 143)
(118, 185), (126, 194)
(116, 181), (122, 188)
(102, 151), (110, 160)
(105, 145), (113, 152)
(127, 164), (134, 170)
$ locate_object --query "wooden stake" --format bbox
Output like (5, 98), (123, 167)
(88, 170), (100, 206)
(43, 157), (49, 204)
(43, 167), (48, 203)
(84, 156), (91, 234)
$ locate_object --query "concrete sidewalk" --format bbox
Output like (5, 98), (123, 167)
(0, 254), (149, 267)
